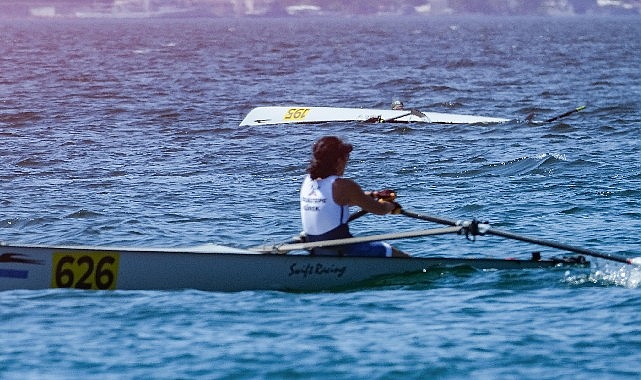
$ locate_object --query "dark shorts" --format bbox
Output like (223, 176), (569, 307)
(306, 224), (393, 257)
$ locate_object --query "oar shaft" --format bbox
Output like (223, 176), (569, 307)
(486, 228), (633, 265)
(544, 105), (586, 123)
(401, 208), (634, 265)
(382, 111), (413, 122)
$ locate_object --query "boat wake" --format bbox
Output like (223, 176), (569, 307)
(565, 264), (641, 288)
(332, 265), (479, 292)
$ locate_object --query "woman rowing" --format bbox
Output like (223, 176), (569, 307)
(300, 136), (409, 257)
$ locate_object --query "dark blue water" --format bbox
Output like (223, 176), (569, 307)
(1, 15), (641, 379)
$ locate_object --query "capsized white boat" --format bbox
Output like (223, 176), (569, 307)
(239, 106), (511, 126)
(0, 242), (587, 292)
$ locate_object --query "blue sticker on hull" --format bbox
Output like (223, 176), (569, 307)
(0, 269), (29, 279)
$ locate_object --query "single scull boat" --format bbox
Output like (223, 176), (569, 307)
(4, 207), (628, 293)
(0, 242), (586, 292)
(239, 106), (511, 126)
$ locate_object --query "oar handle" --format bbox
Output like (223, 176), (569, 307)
(348, 191), (398, 222)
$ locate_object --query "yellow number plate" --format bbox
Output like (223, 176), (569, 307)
(283, 108), (310, 121)
(51, 251), (120, 290)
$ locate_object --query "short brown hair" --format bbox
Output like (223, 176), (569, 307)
(307, 136), (353, 179)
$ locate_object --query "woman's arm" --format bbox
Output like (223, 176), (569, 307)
(333, 178), (396, 215)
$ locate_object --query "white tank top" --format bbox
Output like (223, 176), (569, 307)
(300, 175), (349, 236)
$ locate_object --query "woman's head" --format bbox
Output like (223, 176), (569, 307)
(307, 136), (353, 179)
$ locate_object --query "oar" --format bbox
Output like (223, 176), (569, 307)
(252, 226), (462, 254)
(401, 209), (640, 266)
(362, 109), (425, 123)
(544, 105), (586, 123)
(362, 112), (412, 123)
(348, 209), (368, 222)
(382, 109), (427, 123)
(380, 111), (412, 123)
(483, 227), (639, 265)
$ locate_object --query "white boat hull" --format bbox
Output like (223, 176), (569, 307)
(1, 243), (587, 292)
(239, 106), (511, 126)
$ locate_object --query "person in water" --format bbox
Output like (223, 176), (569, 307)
(391, 100), (404, 110)
(300, 136), (409, 257)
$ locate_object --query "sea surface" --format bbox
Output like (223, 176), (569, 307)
(1, 15), (641, 379)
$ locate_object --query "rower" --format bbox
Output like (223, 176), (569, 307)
(391, 100), (404, 110)
(300, 136), (409, 257)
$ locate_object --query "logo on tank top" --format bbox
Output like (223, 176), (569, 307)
(307, 180), (319, 196)
(302, 180), (325, 211)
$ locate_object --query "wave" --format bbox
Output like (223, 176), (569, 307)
(15, 157), (66, 168)
(445, 153), (569, 179)
(1, 216), (59, 230)
(66, 209), (103, 219)
(0, 111), (42, 125)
